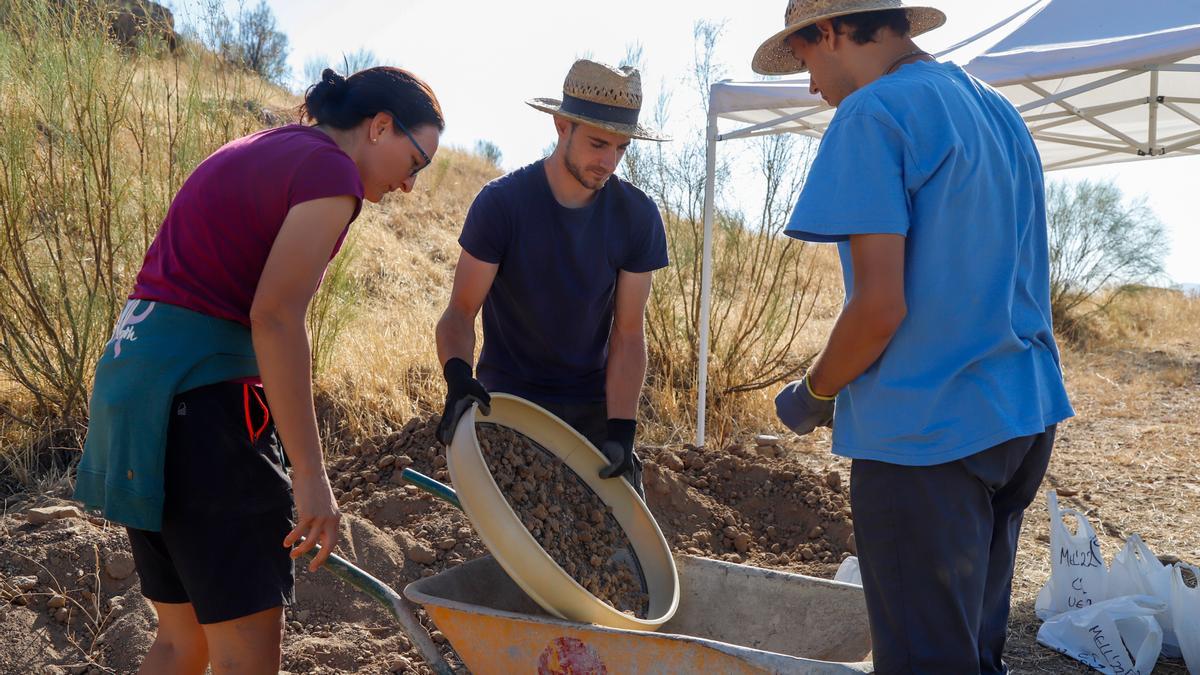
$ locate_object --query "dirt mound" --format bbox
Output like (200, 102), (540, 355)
(0, 417), (852, 673)
(640, 441), (855, 576)
(0, 499), (154, 675)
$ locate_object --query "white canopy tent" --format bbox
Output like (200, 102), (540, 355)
(694, 0), (1200, 444)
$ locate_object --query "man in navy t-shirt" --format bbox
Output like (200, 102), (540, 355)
(434, 59), (669, 497)
(753, 2), (1072, 673)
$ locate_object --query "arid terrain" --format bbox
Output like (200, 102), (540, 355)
(1, 316), (1196, 673)
(1, 6), (1197, 670)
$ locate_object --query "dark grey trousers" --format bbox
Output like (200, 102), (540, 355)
(850, 426), (1056, 675)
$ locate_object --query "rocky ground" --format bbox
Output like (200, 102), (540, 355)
(0, 414), (855, 674)
(0, 340), (1196, 674)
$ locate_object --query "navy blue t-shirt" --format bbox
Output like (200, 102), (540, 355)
(459, 160), (668, 403)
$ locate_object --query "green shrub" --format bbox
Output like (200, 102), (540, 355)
(1047, 179), (1168, 339)
(0, 0), (278, 426)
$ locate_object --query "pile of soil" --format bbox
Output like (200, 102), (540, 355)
(639, 440), (855, 575)
(0, 415), (855, 674)
(477, 423), (647, 617)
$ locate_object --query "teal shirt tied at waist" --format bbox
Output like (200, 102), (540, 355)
(74, 300), (260, 531)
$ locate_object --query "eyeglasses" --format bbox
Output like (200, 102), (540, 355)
(391, 114), (432, 177)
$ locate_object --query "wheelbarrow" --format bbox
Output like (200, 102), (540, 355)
(319, 545), (872, 674)
(404, 552), (873, 674)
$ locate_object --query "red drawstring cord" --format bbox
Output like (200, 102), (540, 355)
(243, 384), (270, 443)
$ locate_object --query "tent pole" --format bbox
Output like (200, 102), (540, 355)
(1148, 69), (1160, 152)
(696, 106), (718, 448)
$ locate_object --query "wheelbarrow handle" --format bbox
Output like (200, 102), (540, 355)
(303, 544), (456, 675)
(400, 468), (462, 510)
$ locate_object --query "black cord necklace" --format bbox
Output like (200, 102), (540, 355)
(884, 49), (930, 75)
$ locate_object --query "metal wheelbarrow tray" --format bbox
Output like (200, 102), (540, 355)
(405, 553), (873, 674)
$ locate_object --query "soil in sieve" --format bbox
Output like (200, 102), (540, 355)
(476, 422), (650, 618)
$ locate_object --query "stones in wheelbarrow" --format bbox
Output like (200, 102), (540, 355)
(447, 393), (678, 631)
(477, 422), (649, 617)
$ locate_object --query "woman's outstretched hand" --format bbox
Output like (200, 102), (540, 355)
(284, 469), (341, 572)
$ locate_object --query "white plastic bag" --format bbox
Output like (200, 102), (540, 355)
(834, 556), (861, 585)
(1170, 562), (1200, 675)
(1108, 534), (1180, 658)
(1036, 490), (1109, 619)
(1037, 595), (1166, 675)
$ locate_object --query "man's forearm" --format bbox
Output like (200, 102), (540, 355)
(807, 297), (904, 396)
(606, 330), (647, 420)
(436, 309), (477, 367)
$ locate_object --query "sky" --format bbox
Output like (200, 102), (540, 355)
(194, 0), (1198, 286)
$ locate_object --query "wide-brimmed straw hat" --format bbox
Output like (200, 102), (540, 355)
(527, 59), (669, 142)
(752, 0), (947, 76)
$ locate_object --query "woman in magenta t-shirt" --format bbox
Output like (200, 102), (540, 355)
(124, 67), (442, 673)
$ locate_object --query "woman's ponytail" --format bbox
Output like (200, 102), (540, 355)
(301, 66), (443, 133)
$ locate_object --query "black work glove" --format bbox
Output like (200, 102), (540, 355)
(435, 358), (491, 446)
(774, 375), (835, 436)
(599, 418), (644, 499)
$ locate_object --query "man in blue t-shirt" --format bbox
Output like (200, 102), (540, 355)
(753, 2), (1074, 672)
(434, 59), (669, 497)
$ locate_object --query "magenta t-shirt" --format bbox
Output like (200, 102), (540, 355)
(131, 125), (364, 326)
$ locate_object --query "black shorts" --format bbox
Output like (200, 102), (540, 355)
(126, 382), (295, 625)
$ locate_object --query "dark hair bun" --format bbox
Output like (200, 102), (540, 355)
(301, 66), (444, 134)
(320, 68), (346, 89)
(303, 68), (348, 125)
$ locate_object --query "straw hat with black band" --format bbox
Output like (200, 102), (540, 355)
(752, 0), (947, 76)
(527, 59), (669, 142)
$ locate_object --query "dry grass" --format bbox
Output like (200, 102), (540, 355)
(1097, 287), (1200, 350)
(0, 380), (80, 495)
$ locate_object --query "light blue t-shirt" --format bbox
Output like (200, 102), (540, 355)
(785, 60), (1074, 466)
